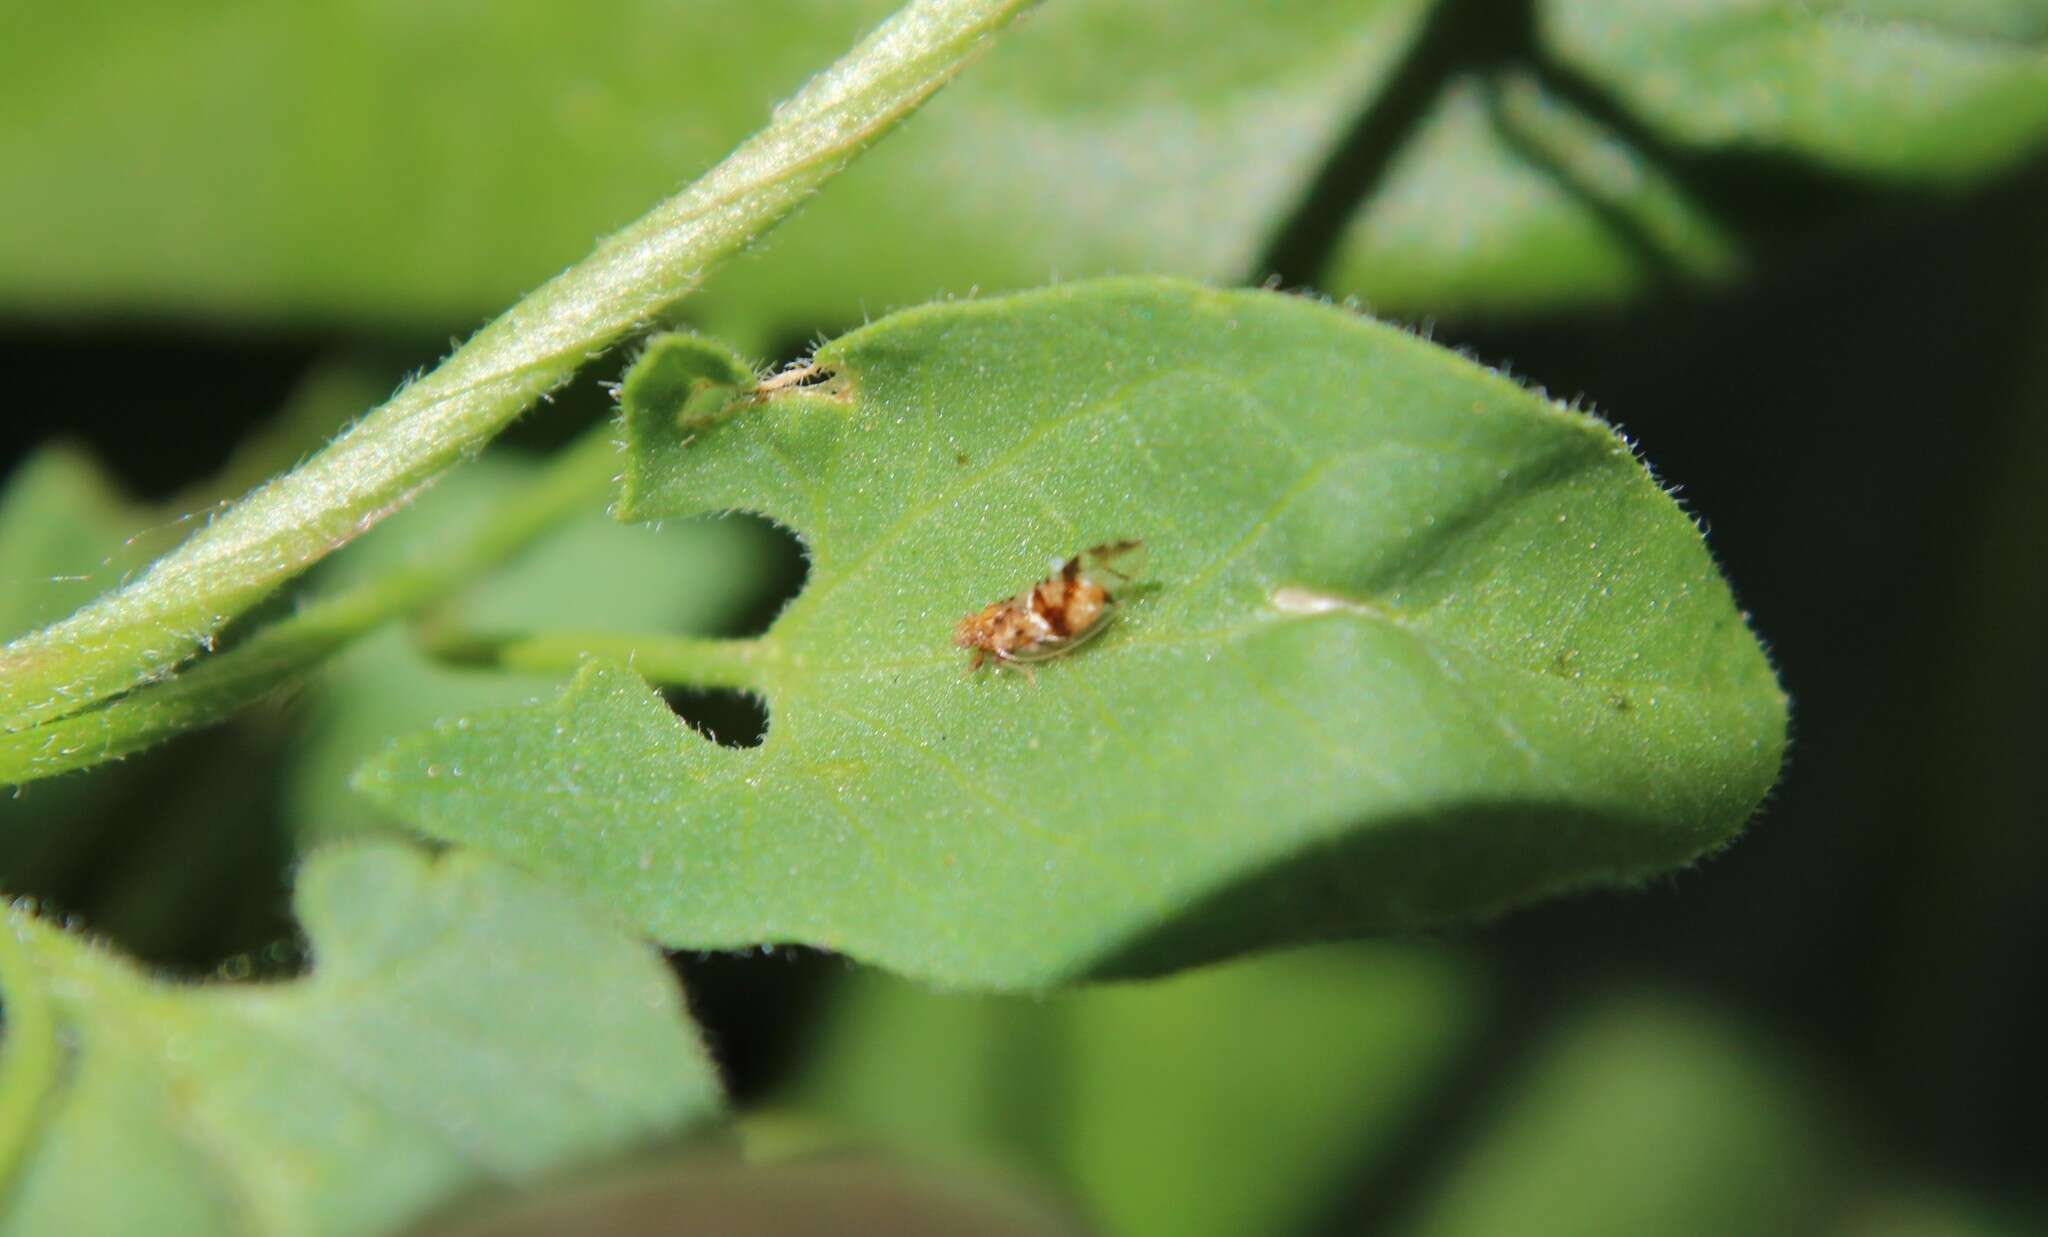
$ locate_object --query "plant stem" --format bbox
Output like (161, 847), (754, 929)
(418, 628), (773, 693)
(0, 430), (619, 785)
(0, 0), (1040, 735)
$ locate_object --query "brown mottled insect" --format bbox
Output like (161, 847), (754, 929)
(955, 540), (1146, 674)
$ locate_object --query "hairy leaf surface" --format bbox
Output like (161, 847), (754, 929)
(282, 453), (791, 843)
(362, 278), (1786, 989)
(0, 843), (720, 1234)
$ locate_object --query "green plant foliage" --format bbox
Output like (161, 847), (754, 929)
(0, 1), (1424, 329)
(0, 842), (721, 1235)
(360, 278), (1786, 989)
(1322, 70), (1741, 317)
(280, 453), (791, 842)
(685, 0), (1441, 343)
(1394, 1000), (1838, 1237)
(15, 3), (2042, 336)
(0, 0), (1029, 740)
(776, 944), (1478, 1237)
(0, 448), (156, 876)
(1540, 0), (2048, 181)
(0, 447), (151, 643)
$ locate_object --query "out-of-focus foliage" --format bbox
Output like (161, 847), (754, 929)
(1394, 1001), (1838, 1237)
(771, 945), (1477, 1237)
(0, 843), (720, 1236)
(7, 1), (2044, 335)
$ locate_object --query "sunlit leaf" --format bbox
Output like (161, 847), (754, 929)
(361, 278), (1786, 989)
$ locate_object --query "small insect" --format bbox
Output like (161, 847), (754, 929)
(955, 539), (1146, 675)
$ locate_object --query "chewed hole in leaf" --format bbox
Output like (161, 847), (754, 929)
(707, 513), (809, 639)
(660, 686), (768, 750)
(670, 944), (842, 1102)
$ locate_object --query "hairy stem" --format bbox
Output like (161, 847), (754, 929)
(0, 430), (618, 785)
(0, 0), (1040, 734)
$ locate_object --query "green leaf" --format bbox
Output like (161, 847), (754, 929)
(0, 842), (721, 1235)
(282, 453), (792, 843)
(776, 944), (1478, 1237)
(1539, 0), (2048, 182)
(0, 447), (150, 645)
(0, 1), (1430, 331)
(14, 3), (2042, 335)
(0, 448), (155, 876)
(1323, 70), (1742, 317)
(686, 0), (1442, 344)
(360, 277), (1786, 990)
(13, 0), (2048, 349)
(1396, 1000), (1838, 1237)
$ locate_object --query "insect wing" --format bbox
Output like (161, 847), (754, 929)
(1005, 615), (1113, 662)
(1073, 539), (1146, 590)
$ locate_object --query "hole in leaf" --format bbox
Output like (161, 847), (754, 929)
(671, 945), (843, 1102)
(660, 686), (768, 749)
(714, 514), (810, 639)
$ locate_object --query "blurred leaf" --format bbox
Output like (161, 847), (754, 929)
(0, 0), (1430, 332)
(1396, 1000), (1838, 1237)
(686, 0), (1439, 344)
(1540, 0), (2048, 182)
(0, 448), (153, 879)
(1833, 1190), (2042, 1237)
(779, 945), (1478, 1237)
(0, 2), (874, 324)
(0, 841), (721, 1235)
(1324, 70), (1741, 317)
(282, 453), (791, 842)
(425, 1154), (1087, 1237)
(360, 279), (1785, 988)
(11, 2), (2044, 332)
(0, 447), (150, 643)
